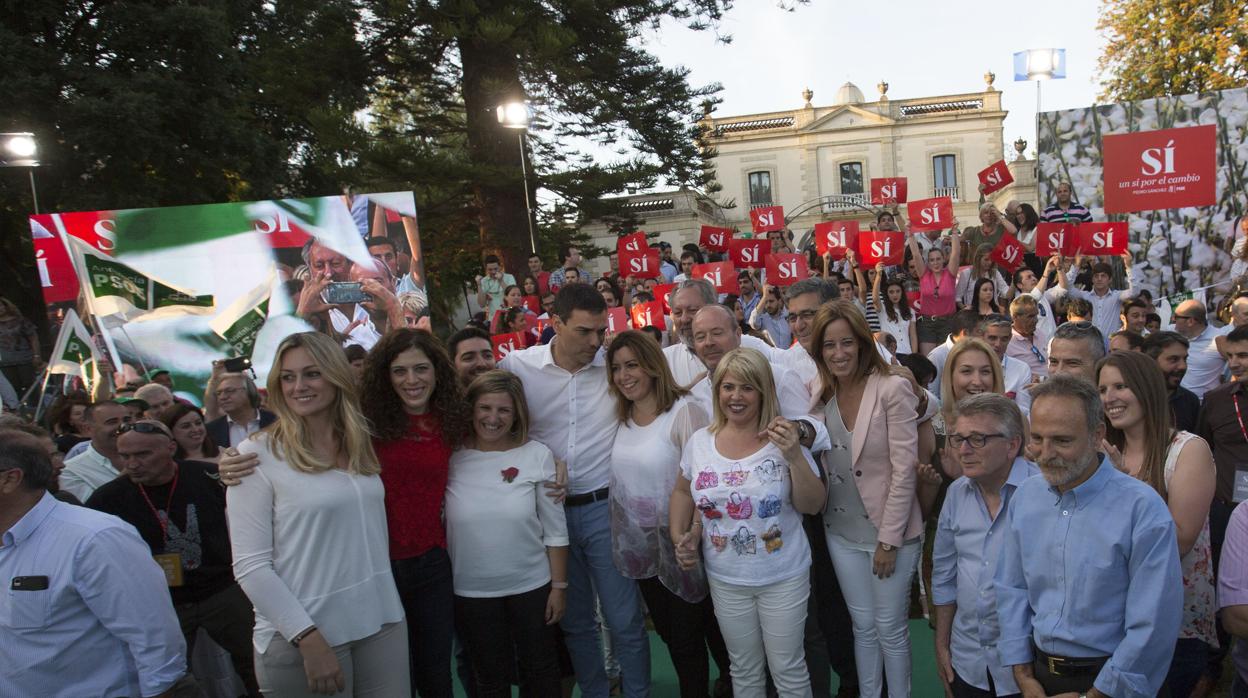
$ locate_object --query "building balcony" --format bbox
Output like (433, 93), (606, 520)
(933, 186), (960, 202)
(749, 201), (775, 210)
(820, 192), (870, 213)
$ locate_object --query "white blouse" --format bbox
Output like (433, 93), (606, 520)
(227, 434), (404, 652)
(446, 440), (569, 597)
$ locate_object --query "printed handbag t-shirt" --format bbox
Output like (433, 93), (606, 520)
(680, 428), (818, 586)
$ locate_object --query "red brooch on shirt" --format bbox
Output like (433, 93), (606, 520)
(501, 467), (519, 483)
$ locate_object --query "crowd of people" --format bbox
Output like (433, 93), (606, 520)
(4, 187), (1248, 698)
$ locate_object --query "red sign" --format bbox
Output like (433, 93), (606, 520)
(616, 232), (647, 256)
(1034, 222), (1080, 257)
(534, 317), (550, 336)
(1102, 125), (1217, 213)
(606, 307), (629, 333)
(32, 235), (80, 304)
(522, 295), (541, 314)
(906, 197), (955, 232)
(619, 247), (661, 279)
(653, 283), (675, 313)
(749, 206), (785, 234)
(977, 160), (1014, 196)
(907, 290), (922, 313)
(491, 332), (525, 361)
(989, 234), (1026, 273)
(699, 225), (732, 252)
(1078, 222), (1129, 255)
(814, 221), (859, 260)
(692, 262), (739, 294)
(765, 253), (808, 286)
(630, 301), (667, 330)
(858, 231), (905, 267)
(870, 178), (908, 204)
(729, 238), (768, 269)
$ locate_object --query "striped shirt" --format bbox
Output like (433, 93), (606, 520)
(1040, 203), (1093, 223)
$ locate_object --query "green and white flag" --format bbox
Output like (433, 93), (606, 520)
(47, 309), (101, 386)
(65, 236), (216, 322)
(210, 271), (274, 359)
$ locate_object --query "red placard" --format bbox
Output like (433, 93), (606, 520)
(907, 290), (922, 313)
(630, 301), (667, 330)
(870, 178), (908, 205)
(32, 234), (81, 304)
(534, 317), (550, 337)
(814, 220), (859, 260)
(699, 225), (732, 252)
(619, 247), (661, 279)
(1034, 222), (1080, 257)
(1102, 125), (1217, 213)
(977, 160), (1014, 196)
(606, 306), (630, 333)
(906, 197), (955, 232)
(491, 332), (525, 361)
(857, 231), (905, 267)
(616, 232), (647, 256)
(692, 262), (739, 294)
(729, 238), (768, 269)
(653, 283), (675, 313)
(1078, 222), (1129, 255)
(749, 206), (785, 234)
(989, 234), (1026, 273)
(765, 253), (809, 286)
(522, 295), (541, 314)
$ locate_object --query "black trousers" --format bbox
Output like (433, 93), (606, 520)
(454, 584), (562, 698)
(176, 582), (260, 697)
(637, 575), (729, 697)
(804, 513), (858, 694)
(392, 547), (455, 697)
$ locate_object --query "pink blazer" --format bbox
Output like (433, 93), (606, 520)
(829, 371), (924, 547)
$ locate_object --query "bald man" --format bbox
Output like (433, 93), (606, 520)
(1215, 296), (1248, 357)
(1173, 299), (1226, 399)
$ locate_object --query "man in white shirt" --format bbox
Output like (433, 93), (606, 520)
(499, 284), (650, 697)
(1006, 296), (1048, 381)
(60, 400), (133, 502)
(981, 315), (1032, 412)
(1056, 254), (1137, 344)
(665, 279), (780, 387)
(205, 373), (276, 449)
(1173, 299), (1227, 399)
(775, 277), (839, 389)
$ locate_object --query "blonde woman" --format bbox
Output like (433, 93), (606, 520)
(227, 332), (407, 696)
(670, 347), (826, 697)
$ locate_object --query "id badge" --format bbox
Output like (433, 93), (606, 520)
(154, 553), (184, 587)
(1235, 471), (1248, 503)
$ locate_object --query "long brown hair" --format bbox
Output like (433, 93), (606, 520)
(808, 298), (887, 401)
(605, 330), (689, 423)
(158, 403), (220, 459)
(1097, 350), (1172, 499)
(361, 328), (467, 445)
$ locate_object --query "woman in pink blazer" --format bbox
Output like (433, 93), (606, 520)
(808, 298), (923, 698)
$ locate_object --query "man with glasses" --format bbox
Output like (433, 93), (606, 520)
(204, 373), (274, 449)
(933, 394), (1037, 698)
(86, 420), (261, 696)
(60, 400), (134, 502)
(1008, 295), (1048, 380)
(1173, 299), (1227, 400)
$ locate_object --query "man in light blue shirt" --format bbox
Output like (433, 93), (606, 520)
(0, 429), (189, 698)
(995, 375), (1183, 698)
(933, 394), (1038, 698)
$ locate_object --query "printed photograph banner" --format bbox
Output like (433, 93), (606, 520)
(1037, 86), (1247, 297)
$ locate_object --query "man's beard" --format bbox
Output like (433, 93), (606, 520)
(1038, 451), (1097, 488)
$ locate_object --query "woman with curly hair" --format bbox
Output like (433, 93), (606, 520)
(361, 328), (468, 696)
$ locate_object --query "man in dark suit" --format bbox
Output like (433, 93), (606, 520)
(204, 373), (275, 449)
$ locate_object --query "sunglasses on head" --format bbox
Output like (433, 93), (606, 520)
(115, 421), (172, 439)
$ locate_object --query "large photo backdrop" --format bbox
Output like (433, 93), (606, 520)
(29, 192), (423, 400)
(1037, 86), (1248, 299)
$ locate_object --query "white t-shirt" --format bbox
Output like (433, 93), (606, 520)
(446, 441), (569, 597)
(680, 429), (817, 586)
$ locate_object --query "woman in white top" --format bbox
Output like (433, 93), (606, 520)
(870, 264), (917, 355)
(670, 347), (826, 697)
(955, 244), (1008, 309)
(1096, 350), (1216, 698)
(606, 330), (727, 697)
(445, 370), (569, 697)
(227, 331), (407, 696)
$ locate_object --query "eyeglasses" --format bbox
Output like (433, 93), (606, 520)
(1172, 314), (1196, 321)
(215, 387), (243, 398)
(947, 432), (1007, 449)
(115, 421), (173, 439)
(787, 310), (818, 324)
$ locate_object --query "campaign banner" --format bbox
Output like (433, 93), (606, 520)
(693, 262), (739, 294)
(47, 309), (102, 387)
(814, 221), (859, 260)
(729, 238), (768, 269)
(491, 332), (525, 361)
(1033, 222), (1081, 257)
(606, 307), (629, 333)
(749, 206), (785, 234)
(977, 160), (1014, 196)
(858, 231), (905, 267)
(870, 178), (907, 205)
(210, 271), (275, 360)
(1102, 125), (1217, 213)
(765, 253), (808, 286)
(631, 301), (666, 330)
(617, 232), (647, 256)
(906, 197), (955, 233)
(1078, 222), (1129, 255)
(989, 234), (1026, 273)
(699, 225), (732, 252)
(653, 283), (675, 314)
(66, 236), (216, 322)
(619, 247), (661, 278)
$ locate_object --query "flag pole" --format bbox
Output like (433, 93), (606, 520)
(113, 323), (151, 377)
(30, 368), (54, 423)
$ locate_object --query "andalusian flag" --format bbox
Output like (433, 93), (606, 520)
(47, 309), (102, 387)
(210, 270), (274, 359)
(64, 236), (216, 322)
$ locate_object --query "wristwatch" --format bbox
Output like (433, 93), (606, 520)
(880, 543), (896, 552)
(795, 419), (812, 444)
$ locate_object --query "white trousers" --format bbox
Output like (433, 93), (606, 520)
(255, 620), (409, 697)
(824, 534), (920, 698)
(708, 570), (813, 698)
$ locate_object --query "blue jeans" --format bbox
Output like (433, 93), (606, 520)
(392, 547), (455, 697)
(561, 498), (650, 697)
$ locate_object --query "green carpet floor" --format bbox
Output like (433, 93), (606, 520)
(452, 619), (943, 697)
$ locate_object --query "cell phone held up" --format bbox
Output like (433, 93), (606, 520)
(321, 281), (371, 305)
(222, 356), (252, 374)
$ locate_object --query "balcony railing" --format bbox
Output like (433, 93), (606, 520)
(749, 201), (775, 210)
(820, 192), (870, 213)
(933, 186), (960, 202)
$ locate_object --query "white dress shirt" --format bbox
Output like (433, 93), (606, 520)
(663, 334), (781, 389)
(1001, 355), (1033, 414)
(328, 304), (383, 351)
(60, 443), (120, 502)
(1181, 325), (1227, 399)
(500, 340), (619, 495)
(1063, 267), (1138, 343)
(227, 410), (263, 448)
(927, 335), (958, 393)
